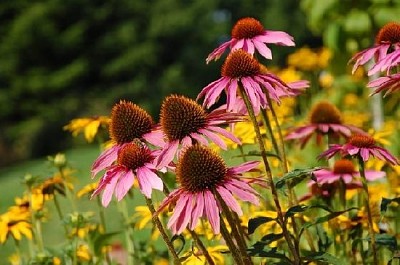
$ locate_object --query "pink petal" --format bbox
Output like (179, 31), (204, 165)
(101, 176), (119, 207)
(91, 146), (120, 177)
(206, 41), (232, 64)
(225, 182), (259, 205)
(143, 130), (165, 147)
(364, 170), (386, 181)
(229, 161), (260, 175)
(156, 140), (179, 168)
(217, 186), (243, 216)
(115, 170), (134, 201)
(207, 126), (241, 144)
(168, 194), (190, 231)
(253, 39), (272, 59)
(190, 193), (204, 230)
(204, 190), (220, 234)
(190, 132), (209, 145)
(198, 129), (227, 150)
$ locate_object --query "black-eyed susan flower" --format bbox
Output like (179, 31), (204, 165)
(156, 95), (242, 167)
(0, 211), (32, 244)
(91, 100), (163, 177)
(206, 17), (295, 63)
(350, 22), (400, 76)
(63, 116), (110, 143)
(286, 101), (366, 148)
(156, 145), (260, 235)
(319, 134), (399, 165)
(199, 50), (308, 115)
(91, 141), (163, 207)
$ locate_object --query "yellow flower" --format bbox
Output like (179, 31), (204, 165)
(8, 253), (21, 265)
(76, 183), (98, 198)
(133, 206), (160, 240)
(63, 116), (110, 143)
(288, 47), (319, 71)
(368, 126), (394, 146)
(319, 71), (334, 88)
(70, 224), (98, 239)
(0, 211), (32, 244)
(277, 67), (303, 83)
(53, 257), (62, 265)
(317, 47), (332, 69)
(182, 245), (229, 265)
(342, 111), (370, 129)
(76, 244), (92, 261)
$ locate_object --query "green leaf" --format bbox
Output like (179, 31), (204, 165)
(285, 204), (309, 219)
(171, 234), (185, 255)
(374, 234), (398, 251)
(248, 246), (291, 263)
(380, 197), (400, 215)
(275, 167), (319, 190)
(343, 9), (371, 34)
(248, 216), (276, 235)
(260, 233), (284, 245)
(303, 251), (343, 265)
(234, 150), (281, 160)
(93, 231), (120, 256)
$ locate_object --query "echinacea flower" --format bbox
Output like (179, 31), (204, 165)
(91, 100), (164, 176)
(156, 95), (241, 167)
(301, 159), (385, 200)
(350, 22), (400, 76)
(91, 141), (163, 207)
(286, 101), (366, 148)
(156, 145), (260, 235)
(198, 50), (308, 115)
(368, 72), (400, 97)
(319, 134), (399, 165)
(206, 17), (294, 63)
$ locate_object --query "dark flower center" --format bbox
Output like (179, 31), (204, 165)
(310, 101), (342, 124)
(231, 17), (265, 39)
(177, 145), (227, 193)
(117, 141), (153, 170)
(333, 159), (355, 174)
(110, 100), (153, 145)
(160, 95), (207, 141)
(376, 22), (400, 44)
(348, 134), (375, 148)
(221, 50), (260, 78)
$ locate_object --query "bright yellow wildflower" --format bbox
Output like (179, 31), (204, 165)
(76, 244), (92, 261)
(53, 257), (62, 265)
(277, 67), (303, 83)
(76, 183), (98, 198)
(70, 224), (98, 239)
(317, 47), (332, 68)
(288, 47), (319, 71)
(0, 211), (32, 244)
(8, 253), (21, 265)
(133, 206), (160, 240)
(182, 245), (229, 265)
(63, 116), (110, 143)
(319, 71), (334, 88)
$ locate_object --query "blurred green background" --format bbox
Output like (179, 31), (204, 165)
(1, 0), (399, 166)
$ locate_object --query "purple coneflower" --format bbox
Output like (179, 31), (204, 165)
(286, 101), (365, 148)
(319, 134), (399, 165)
(199, 50), (307, 115)
(91, 141), (164, 207)
(156, 95), (241, 168)
(350, 22), (400, 76)
(302, 159), (385, 200)
(156, 145), (260, 235)
(91, 100), (164, 176)
(206, 17), (295, 63)
(368, 72), (400, 97)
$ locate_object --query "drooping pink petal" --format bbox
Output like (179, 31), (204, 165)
(198, 129), (227, 150)
(91, 165), (121, 198)
(217, 186), (243, 216)
(101, 176), (119, 207)
(204, 190), (220, 234)
(190, 193), (204, 230)
(115, 169), (134, 201)
(229, 161), (260, 175)
(245, 39), (255, 55)
(168, 194), (190, 231)
(253, 39), (272, 59)
(157, 140), (179, 168)
(359, 148), (370, 161)
(207, 126), (241, 144)
(190, 132), (209, 145)
(91, 145), (120, 177)
(143, 130), (165, 147)
(226, 79), (238, 112)
(156, 189), (183, 216)
(225, 181), (259, 205)
(175, 195), (194, 234)
(231, 38), (245, 51)
(206, 41), (232, 64)
(257, 31), (295, 46)
(364, 170), (386, 181)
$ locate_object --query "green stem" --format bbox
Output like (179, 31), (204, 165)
(260, 109), (280, 158)
(219, 215), (244, 265)
(34, 217), (45, 253)
(53, 194), (69, 236)
(58, 167), (77, 212)
(145, 197), (182, 265)
(239, 85), (300, 264)
(358, 157), (378, 265)
(96, 196), (107, 231)
(117, 199), (137, 265)
(214, 191), (253, 264)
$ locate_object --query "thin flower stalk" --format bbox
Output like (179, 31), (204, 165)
(214, 191), (253, 264)
(117, 200), (137, 265)
(145, 198), (182, 265)
(239, 85), (300, 264)
(358, 157), (378, 265)
(53, 194), (68, 236)
(219, 216), (244, 265)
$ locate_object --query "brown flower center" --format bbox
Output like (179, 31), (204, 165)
(333, 159), (355, 174)
(110, 100), (153, 145)
(348, 134), (375, 148)
(376, 22), (400, 44)
(221, 50), (260, 78)
(160, 95), (207, 142)
(177, 145), (227, 193)
(117, 141), (153, 170)
(310, 101), (342, 124)
(231, 17), (264, 39)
